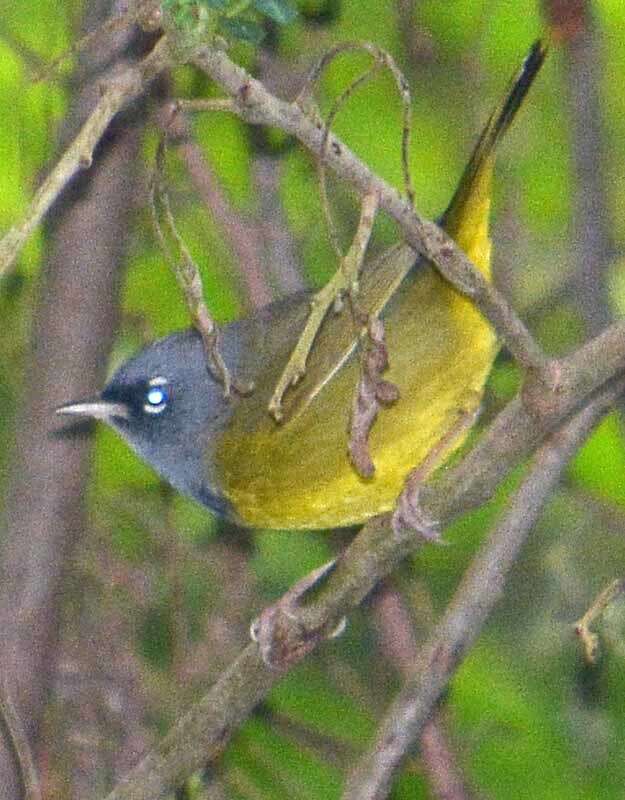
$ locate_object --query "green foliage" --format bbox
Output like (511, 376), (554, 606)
(2, 1), (625, 798)
(163, 0), (297, 44)
(254, 0), (297, 25)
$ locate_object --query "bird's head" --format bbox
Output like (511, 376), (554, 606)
(57, 329), (235, 516)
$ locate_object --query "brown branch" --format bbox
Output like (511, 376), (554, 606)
(0, 35), (174, 277)
(101, 309), (625, 799)
(372, 586), (473, 800)
(192, 44), (550, 380)
(341, 386), (619, 800)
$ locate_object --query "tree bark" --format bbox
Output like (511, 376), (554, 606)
(0, 2), (156, 795)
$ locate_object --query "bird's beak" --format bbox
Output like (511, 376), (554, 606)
(56, 397), (130, 421)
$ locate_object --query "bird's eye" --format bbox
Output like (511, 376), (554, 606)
(143, 377), (170, 415)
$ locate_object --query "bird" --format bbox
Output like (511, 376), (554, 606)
(57, 42), (546, 531)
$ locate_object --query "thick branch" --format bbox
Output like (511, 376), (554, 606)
(103, 307), (625, 800)
(341, 387), (616, 800)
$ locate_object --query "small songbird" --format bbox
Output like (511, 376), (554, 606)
(58, 42), (546, 530)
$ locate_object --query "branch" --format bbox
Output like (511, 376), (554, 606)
(0, 36), (174, 277)
(372, 586), (473, 799)
(341, 382), (621, 800)
(268, 190), (380, 420)
(192, 45), (550, 379)
(575, 577), (625, 664)
(102, 308), (625, 799)
(161, 100), (273, 308)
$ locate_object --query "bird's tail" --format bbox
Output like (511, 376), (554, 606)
(441, 40), (547, 273)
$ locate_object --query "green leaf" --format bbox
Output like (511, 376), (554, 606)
(254, 0), (298, 24)
(219, 16), (266, 43)
(200, 0), (228, 8)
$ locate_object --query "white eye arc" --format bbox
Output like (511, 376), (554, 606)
(143, 376), (170, 415)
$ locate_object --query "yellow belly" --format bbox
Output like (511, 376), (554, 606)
(215, 265), (497, 530)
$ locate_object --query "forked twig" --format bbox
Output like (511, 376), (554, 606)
(575, 578), (625, 664)
(298, 40), (414, 209)
(149, 136), (252, 397)
(268, 190), (379, 420)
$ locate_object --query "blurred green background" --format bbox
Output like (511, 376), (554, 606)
(1, 1), (625, 798)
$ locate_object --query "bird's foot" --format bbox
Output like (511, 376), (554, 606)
(392, 475), (443, 542)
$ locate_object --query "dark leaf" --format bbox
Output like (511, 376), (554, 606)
(219, 16), (266, 43)
(254, 0), (298, 24)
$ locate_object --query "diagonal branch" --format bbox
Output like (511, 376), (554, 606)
(192, 45), (550, 380)
(341, 386), (616, 800)
(0, 36), (174, 277)
(102, 310), (625, 799)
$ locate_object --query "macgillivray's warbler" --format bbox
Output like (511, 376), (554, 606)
(57, 42), (546, 530)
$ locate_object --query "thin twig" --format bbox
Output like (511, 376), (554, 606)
(160, 99), (272, 309)
(149, 136), (251, 397)
(0, 680), (42, 800)
(372, 585), (473, 800)
(268, 190), (379, 420)
(342, 390), (617, 800)
(575, 578), (625, 665)
(299, 41), (414, 255)
(298, 41), (414, 204)
(193, 45), (551, 382)
(318, 60), (384, 257)
(0, 36), (174, 277)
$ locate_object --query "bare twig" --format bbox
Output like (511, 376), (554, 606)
(268, 190), (379, 420)
(193, 45), (551, 382)
(301, 42), (413, 256)
(342, 389), (618, 800)
(149, 136), (252, 397)
(372, 585), (473, 800)
(575, 578), (625, 664)
(161, 98), (273, 308)
(298, 41), (414, 207)
(317, 59), (385, 257)
(0, 680), (41, 800)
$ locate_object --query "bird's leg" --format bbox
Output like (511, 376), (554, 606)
(392, 401), (481, 537)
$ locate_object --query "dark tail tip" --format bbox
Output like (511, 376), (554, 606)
(495, 39), (548, 142)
